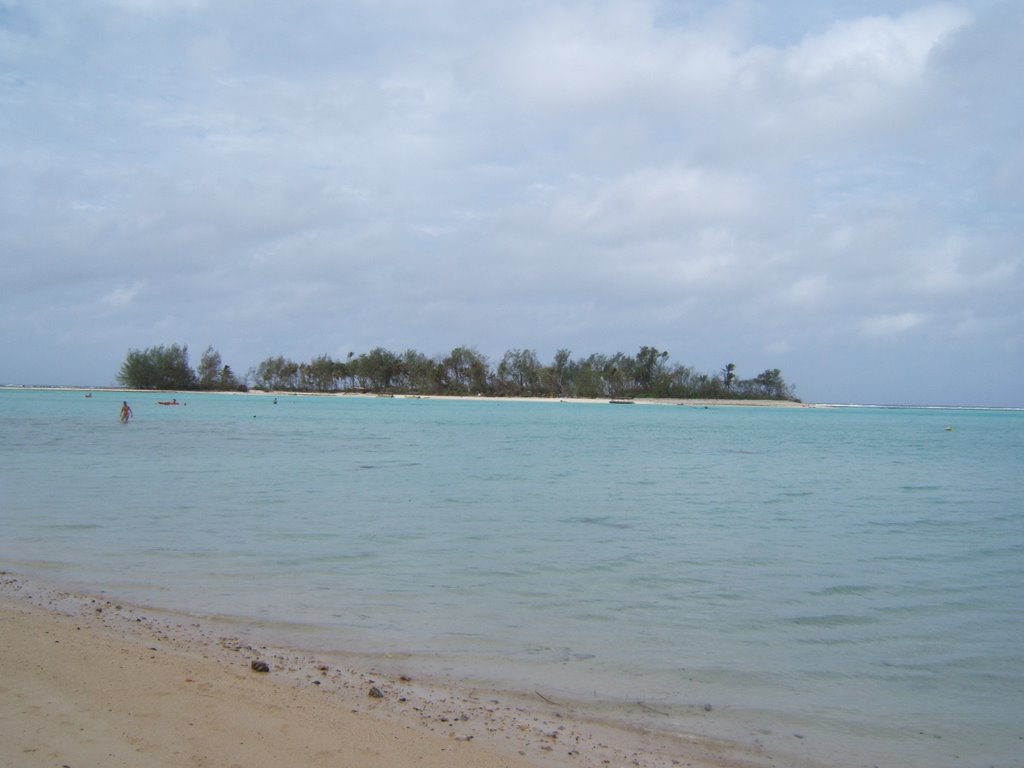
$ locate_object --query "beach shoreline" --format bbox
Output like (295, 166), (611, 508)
(1, 572), (813, 768)
(1, 385), (810, 409)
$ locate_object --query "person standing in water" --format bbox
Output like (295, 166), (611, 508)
(120, 401), (133, 423)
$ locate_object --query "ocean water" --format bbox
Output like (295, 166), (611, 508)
(1, 388), (1022, 767)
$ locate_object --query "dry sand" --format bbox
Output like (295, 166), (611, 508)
(1, 574), (804, 768)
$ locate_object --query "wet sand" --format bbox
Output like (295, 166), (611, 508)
(1, 574), (795, 768)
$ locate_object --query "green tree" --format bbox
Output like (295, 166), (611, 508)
(118, 349), (156, 389)
(358, 347), (404, 390)
(335, 353), (355, 390)
(750, 368), (793, 399)
(117, 344), (197, 390)
(197, 346), (222, 389)
(219, 365), (243, 391)
(121, 342), (793, 401)
(439, 346), (490, 394)
(634, 346), (669, 393)
(666, 363), (697, 397)
(722, 362), (737, 390)
(403, 349), (438, 393)
(603, 352), (634, 397)
(196, 346), (241, 390)
(301, 355), (341, 392)
(544, 348), (573, 397)
(496, 348), (543, 395)
(573, 354), (607, 398)
(249, 355), (299, 391)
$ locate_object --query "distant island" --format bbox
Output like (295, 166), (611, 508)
(117, 343), (798, 402)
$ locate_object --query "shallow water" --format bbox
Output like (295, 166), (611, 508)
(2, 389), (1022, 767)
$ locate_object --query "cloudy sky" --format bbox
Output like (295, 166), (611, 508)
(2, 0), (1021, 405)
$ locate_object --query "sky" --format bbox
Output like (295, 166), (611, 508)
(1, 1), (1021, 406)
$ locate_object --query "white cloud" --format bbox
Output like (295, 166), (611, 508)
(482, 2), (743, 112)
(909, 235), (1020, 296)
(734, 5), (976, 146)
(859, 311), (928, 338)
(783, 6), (972, 86)
(99, 282), (146, 311)
(779, 275), (830, 309)
(1, 0), (1021, 405)
(98, 0), (207, 13)
(550, 166), (758, 240)
(476, 2), (974, 152)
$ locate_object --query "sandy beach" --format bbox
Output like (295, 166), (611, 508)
(2, 574), (797, 768)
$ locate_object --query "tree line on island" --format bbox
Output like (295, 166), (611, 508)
(117, 343), (797, 401)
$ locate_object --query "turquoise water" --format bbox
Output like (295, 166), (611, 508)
(2, 388), (1022, 766)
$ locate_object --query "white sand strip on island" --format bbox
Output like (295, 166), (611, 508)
(1, 574), (801, 768)
(260, 391), (812, 408)
(3, 387), (810, 409)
